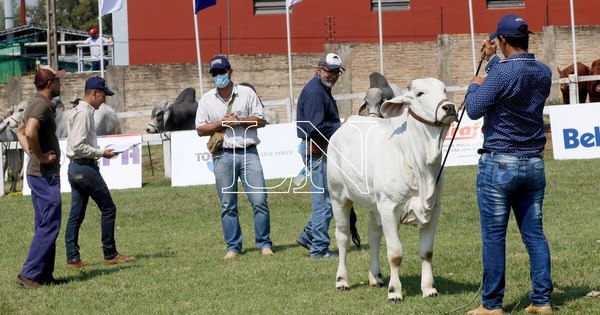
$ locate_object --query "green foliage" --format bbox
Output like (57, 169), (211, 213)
(1, 149), (600, 313)
(27, 0), (112, 34)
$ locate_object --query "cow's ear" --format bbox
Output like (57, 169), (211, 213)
(380, 95), (407, 118)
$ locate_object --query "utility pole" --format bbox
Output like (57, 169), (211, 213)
(46, 0), (58, 69)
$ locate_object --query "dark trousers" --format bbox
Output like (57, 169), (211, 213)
(65, 161), (118, 262)
(91, 60), (108, 71)
(21, 175), (62, 282)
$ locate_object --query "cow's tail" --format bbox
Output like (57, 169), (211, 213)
(349, 206), (361, 250)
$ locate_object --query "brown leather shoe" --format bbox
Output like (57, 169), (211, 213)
(467, 305), (503, 315)
(66, 260), (87, 269)
(16, 274), (41, 289)
(261, 248), (274, 256)
(223, 251), (240, 259)
(524, 304), (552, 314)
(104, 253), (135, 265)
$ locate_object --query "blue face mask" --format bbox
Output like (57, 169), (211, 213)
(213, 73), (230, 88)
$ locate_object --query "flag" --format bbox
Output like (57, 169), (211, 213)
(100, 0), (123, 16)
(287, 0), (302, 7)
(195, 0), (216, 14)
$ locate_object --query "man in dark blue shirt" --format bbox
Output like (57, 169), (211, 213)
(465, 14), (553, 315)
(295, 53), (342, 258)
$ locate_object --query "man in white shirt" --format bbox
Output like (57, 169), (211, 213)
(84, 28), (109, 71)
(64, 76), (134, 268)
(195, 55), (273, 259)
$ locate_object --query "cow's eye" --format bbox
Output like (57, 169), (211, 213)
(416, 92), (424, 97)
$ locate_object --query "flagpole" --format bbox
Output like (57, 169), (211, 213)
(377, 0), (384, 75)
(193, 0), (205, 95)
(99, 0), (105, 78)
(285, 4), (294, 122)
(468, 0), (477, 74)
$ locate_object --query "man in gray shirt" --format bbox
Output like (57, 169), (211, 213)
(64, 76), (134, 268)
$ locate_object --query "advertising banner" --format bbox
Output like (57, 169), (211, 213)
(22, 134), (143, 195)
(549, 103), (600, 160)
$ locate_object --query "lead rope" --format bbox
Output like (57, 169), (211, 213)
(436, 54), (485, 185)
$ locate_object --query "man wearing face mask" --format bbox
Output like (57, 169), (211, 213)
(295, 53), (343, 258)
(195, 55), (273, 259)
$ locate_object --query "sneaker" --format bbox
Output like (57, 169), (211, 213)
(524, 304), (552, 314)
(16, 274), (41, 289)
(296, 231), (311, 250)
(261, 248), (274, 256)
(467, 305), (503, 315)
(66, 260), (87, 269)
(223, 251), (240, 259)
(104, 253), (135, 265)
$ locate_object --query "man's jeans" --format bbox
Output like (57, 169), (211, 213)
(477, 153), (553, 309)
(65, 161), (118, 262)
(21, 175), (61, 282)
(299, 140), (333, 257)
(213, 146), (272, 253)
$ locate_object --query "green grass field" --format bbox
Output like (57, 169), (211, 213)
(1, 145), (600, 314)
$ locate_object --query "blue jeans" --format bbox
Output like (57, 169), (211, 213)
(21, 175), (61, 282)
(65, 161), (118, 262)
(299, 140), (333, 257)
(477, 153), (553, 309)
(213, 146), (271, 253)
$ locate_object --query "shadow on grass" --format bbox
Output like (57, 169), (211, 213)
(62, 264), (136, 283)
(132, 251), (176, 259)
(505, 285), (595, 313)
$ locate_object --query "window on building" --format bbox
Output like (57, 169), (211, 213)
(370, 0), (410, 11)
(254, 0), (287, 15)
(486, 0), (525, 8)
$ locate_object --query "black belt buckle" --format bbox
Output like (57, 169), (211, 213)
(477, 148), (489, 155)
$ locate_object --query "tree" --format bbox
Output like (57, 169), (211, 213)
(28, 0), (112, 34)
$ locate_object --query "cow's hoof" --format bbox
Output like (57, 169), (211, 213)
(387, 296), (403, 303)
(370, 282), (385, 288)
(422, 288), (438, 298)
(368, 272), (384, 288)
(336, 285), (350, 292)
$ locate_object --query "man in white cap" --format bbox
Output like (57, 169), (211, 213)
(295, 53), (344, 258)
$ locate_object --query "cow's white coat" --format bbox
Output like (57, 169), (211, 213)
(327, 78), (457, 302)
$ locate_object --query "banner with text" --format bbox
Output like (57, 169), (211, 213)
(22, 134), (143, 195)
(549, 103), (600, 160)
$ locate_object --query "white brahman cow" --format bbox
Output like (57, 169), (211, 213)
(327, 77), (457, 302)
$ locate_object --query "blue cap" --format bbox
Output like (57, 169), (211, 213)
(489, 14), (532, 40)
(209, 55), (231, 73)
(85, 76), (114, 96)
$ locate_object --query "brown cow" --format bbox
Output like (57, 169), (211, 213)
(589, 59), (600, 103)
(557, 62), (590, 104)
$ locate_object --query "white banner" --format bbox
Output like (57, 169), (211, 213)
(441, 114), (484, 166)
(22, 134), (143, 195)
(171, 124), (304, 187)
(549, 103), (600, 160)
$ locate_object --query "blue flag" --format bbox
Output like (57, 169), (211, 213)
(195, 0), (216, 14)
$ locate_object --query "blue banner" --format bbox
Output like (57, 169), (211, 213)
(195, 0), (216, 14)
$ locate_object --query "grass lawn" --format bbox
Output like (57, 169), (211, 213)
(1, 145), (600, 314)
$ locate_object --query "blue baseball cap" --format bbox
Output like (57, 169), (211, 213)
(209, 55), (231, 73)
(489, 14), (532, 40)
(85, 76), (114, 96)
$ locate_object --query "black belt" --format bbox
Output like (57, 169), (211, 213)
(477, 148), (543, 159)
(70, 158), (98, 165)
(223, 145), (256, 151)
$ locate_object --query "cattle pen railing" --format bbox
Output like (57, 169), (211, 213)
(114, 77), (598, 123)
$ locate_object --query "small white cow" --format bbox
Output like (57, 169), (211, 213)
(327, 78), (457, 302)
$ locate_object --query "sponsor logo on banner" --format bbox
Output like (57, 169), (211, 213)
(549, 103), (600, 160)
